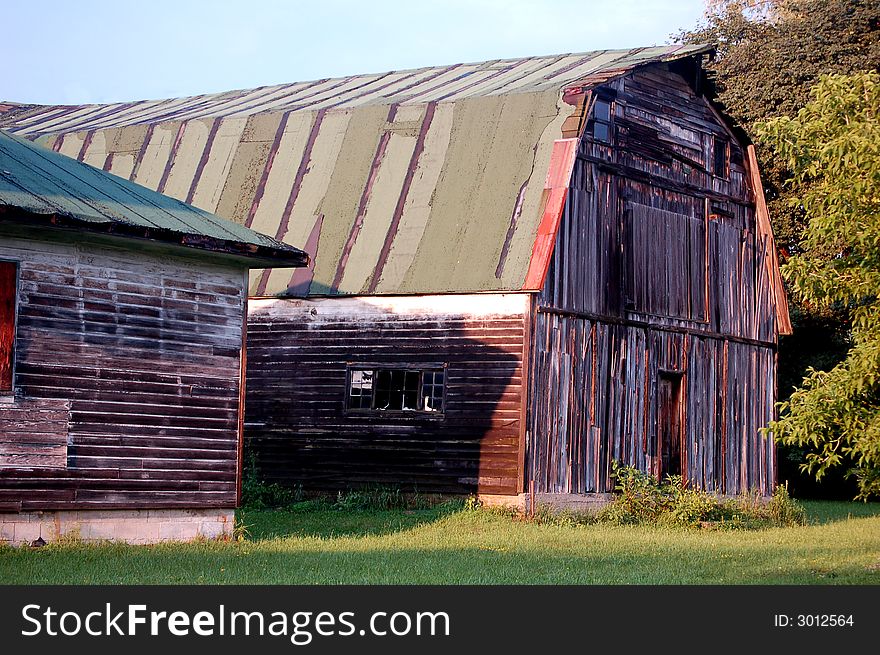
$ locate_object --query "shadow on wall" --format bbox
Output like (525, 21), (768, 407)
(243, 294), (524, 496)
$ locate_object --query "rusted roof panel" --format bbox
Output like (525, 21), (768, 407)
(0, 45), (712, 295)
(0, 130), (308, 267)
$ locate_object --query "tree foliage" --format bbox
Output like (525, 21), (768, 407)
(677, 0), (880, 250)
(678, 1), (879, 497)
(760, 72), (880, 499)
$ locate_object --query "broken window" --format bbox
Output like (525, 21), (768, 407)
(0, 261), (17, 393)
(590, 98), (613, 144)
(712, 135), (729, 178)
(348, 369), (374, 410)
(347, 367), (445, 413)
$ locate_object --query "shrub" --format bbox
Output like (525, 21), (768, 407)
(596, 462), (807, 529)
(596, 461), (672, 525)
(240, 452), (303, 509)
(765, 483), (808, 527)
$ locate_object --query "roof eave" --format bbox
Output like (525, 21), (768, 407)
(0, 206), (309, 269)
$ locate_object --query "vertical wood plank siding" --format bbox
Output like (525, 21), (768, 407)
(245, 296), (527, 495)
(0, 232), (247, 511)
(528, 65), (779, 495)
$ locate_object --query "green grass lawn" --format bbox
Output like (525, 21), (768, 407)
(1, 501), (878, 584)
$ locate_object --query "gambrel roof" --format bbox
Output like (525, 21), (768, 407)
(0, 45), (712, 295)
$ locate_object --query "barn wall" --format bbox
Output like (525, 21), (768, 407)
(528, 64), (779, 496)
(529, 312), (775, 495)
(0, 230), (247, 512)
(246, 294), (528, 495)
(542, 65), (777, 343)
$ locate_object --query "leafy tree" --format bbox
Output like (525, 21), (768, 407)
(759, 72), (880, 499)
(678, 0), (880, 250)
(678, 1), (879, 496)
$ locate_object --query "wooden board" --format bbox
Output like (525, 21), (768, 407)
(0, 231), (247, 511)
(246, 294), (529, 495)
(527, 65), (780, 496)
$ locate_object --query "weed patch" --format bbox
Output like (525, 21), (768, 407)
(593, 462), (807, 529)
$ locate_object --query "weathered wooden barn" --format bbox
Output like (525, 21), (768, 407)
(0, 44), (791, 504)
(0, 131), (306, 543)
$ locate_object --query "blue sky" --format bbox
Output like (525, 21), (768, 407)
(4, 0), (708, 104)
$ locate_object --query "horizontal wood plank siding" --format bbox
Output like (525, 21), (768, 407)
(246, 295), (527, 495)
(0, 231), (246, 511)
(0, 398), (69, 468)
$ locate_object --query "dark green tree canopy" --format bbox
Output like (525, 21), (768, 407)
(678, 0), (880, 250)
(678, 1), (880, 498)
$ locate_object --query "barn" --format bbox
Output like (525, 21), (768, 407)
(0, 44), (791, 505)
(0, 131), (306, 544)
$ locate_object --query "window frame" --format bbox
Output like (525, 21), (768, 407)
(0, 259), (19, 396)
(588, 96), (615, 145)
(345, 364), (447, 417)
(711, 135), (729, 179)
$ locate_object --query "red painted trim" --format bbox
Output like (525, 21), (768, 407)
(272, 109), (327, 243)
(53, 101), (137, 134)
(130, 123), (157, 182)
(391, 64), (461, 99)
(402, 69), (477, 104)
(138, 96), (217, 126)
(522, 138), (579, 290)
(76, 130), (94, 161)
(11, 106), (78, 130)
(0, 261), (16, 393)
(173, 85), (296, 123)
(285, 213), (324, 295)
(543, 53), (602, 81)
(254, 110), (328, 294)
(156, 121), (189, 194)
(235, 289), (248, 507)
(433, 64), (519, 101)
(185, 117), (222, 204)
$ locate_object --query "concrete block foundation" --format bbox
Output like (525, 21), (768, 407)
(0, 509), (235, 546)
(478, 493), (615, 513)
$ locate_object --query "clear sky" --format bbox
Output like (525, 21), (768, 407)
(3, 0), (708, 105)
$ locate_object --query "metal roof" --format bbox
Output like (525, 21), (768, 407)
(0, 130), (308, 268)
(0, 45), (712, 295)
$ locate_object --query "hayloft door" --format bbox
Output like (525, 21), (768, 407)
(657, 374), (682, 481)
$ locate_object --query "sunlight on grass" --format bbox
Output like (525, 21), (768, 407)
(0, 501), (877, 585)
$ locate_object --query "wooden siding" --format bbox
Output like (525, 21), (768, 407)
(246, 295), (528, 495)
(0, 398), (69, 469)
(541, 65), (777, 344)
(527, 64), (779, 496)
(529, 313), (775, 494)
(0, 230), (247, 511)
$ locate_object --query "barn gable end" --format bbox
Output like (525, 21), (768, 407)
(529, 63), (782, 497)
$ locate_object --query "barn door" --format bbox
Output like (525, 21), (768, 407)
(0, 262), (16, 392)
(657, 373), (683, 482)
